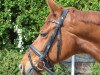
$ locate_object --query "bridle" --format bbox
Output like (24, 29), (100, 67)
(27, 9), (69, 75)
(28, 9), (69, 75)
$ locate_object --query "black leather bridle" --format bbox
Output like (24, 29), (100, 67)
(27, 9), (69, 75)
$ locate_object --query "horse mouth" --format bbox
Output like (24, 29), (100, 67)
(25, 68), (41, 75)
(24, 68), (35, 75)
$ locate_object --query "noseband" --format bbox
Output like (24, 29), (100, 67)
(27, 9), (69, 75)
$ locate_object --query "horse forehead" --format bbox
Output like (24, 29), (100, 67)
(40, 15), (53, 31)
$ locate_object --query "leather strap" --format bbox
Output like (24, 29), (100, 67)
(57, 28), (61, 63)
(40, 9), (69, 60)
(29, 45), (55, 75)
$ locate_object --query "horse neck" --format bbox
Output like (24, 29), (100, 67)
(64, 9), (100, 62)
(48, 9), (100, 63)
(65, 9), (100, 43)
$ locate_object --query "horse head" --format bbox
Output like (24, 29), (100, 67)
(19, 0), (100, 75)
(19, 0), (77, 75)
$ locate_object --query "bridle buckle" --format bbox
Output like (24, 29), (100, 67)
(48, 20), (60, 24)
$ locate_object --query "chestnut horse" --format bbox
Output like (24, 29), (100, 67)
(19, 0), (100, 75)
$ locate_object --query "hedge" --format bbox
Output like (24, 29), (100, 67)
(0, 49), (22, 75)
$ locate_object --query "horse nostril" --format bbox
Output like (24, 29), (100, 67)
(19, 64), (22, 70)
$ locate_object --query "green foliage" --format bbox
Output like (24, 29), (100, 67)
(42, 64), (70, 75)
(0, 49), (22, 75)
(91, 63), (100, 75)
(56, 0), (100, 11)
(54, 64), (70, 75)
(0, 0), (49, 49)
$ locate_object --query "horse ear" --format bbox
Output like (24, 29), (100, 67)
(47, 0), (62, 15)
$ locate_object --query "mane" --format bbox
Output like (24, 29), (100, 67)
(73, 9), (100, 25)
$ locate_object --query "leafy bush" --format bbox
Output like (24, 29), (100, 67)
(0, 49), (22, 75)
(42, 64), (70, 75)
(91, 63), (100, 75)
(56, 0), (100, 11)
(0, 0), (49, 49)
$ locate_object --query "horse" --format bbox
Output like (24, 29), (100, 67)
(19, 0), (100, 75)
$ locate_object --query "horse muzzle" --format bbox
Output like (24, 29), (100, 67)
(19, 64), (41, 75)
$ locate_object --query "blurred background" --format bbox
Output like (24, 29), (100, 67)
(0, 0), (100, 75)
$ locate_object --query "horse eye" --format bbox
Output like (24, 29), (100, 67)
(40, 32), (48, 37)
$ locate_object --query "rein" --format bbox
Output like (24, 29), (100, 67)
(27, 9), (69, 75)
